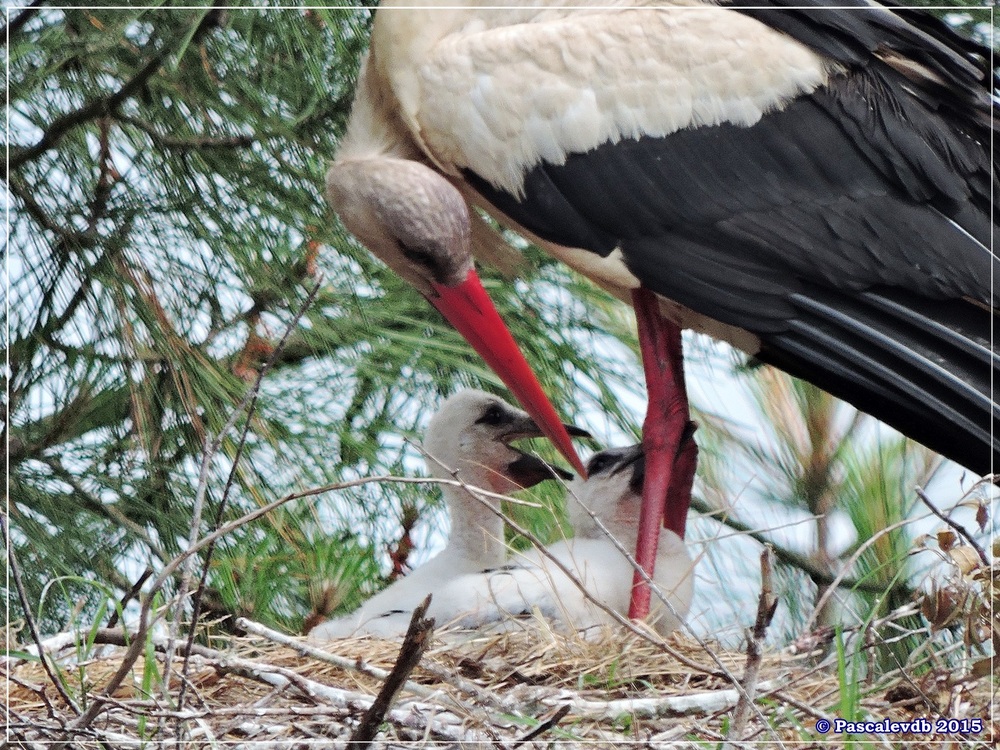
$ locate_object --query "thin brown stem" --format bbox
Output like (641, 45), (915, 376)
(692, 495), (914, 597)
(1, 514), (81, 715)
(174, 281), (323, 716)
(915, 486), (989, 566)
(348, 596), (435, 747)
(728, 547), (778, 741)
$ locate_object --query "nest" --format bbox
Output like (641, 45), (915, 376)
(4, 603), (996, 749)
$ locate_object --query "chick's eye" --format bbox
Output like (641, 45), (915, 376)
(477, 404), (505, 426)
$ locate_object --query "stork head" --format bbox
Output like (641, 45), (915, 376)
(422, 390), (589, 495)
(327, 157), (473, 295)
(327, 151), (587, 474)
(326, 52), (587, 474)
(567, 445), (646, 539)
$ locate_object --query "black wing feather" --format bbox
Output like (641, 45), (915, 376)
(466, 6), (998, 473)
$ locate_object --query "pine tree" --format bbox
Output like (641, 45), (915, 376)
(7, 4), (992, 646)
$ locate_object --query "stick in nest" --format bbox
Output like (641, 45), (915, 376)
(728, 545), (778, 743)
(512, 704), (571, 748)
(348, 594), (435, 748)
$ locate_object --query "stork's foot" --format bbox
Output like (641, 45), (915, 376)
(628, 288), (696, 621)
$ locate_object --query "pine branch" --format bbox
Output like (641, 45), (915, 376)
(10, 328), (320, 465)
(804, 515), (922, 632)
(0, 0), (46, 47)
(690, 495), (916, 598)
(8, 175), (89, 245)
(116, 114), (256, 150)
(172, 281), (322, 717)
(40, 457), (169, 565)
(7, 8), (225, 171)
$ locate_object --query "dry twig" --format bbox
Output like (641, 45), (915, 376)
(728, 546), (779, 743)
(175, 280), (323, 719)
(349, 596), (435, 747)
(806, 514), (923, 632)
(915, 486), (990, 566)
(512, 704), (570, 747)
(235, 617), (444, 703)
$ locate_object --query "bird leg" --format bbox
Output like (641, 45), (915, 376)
(628, 287), (696, 620)
(664, 423), (697, 540)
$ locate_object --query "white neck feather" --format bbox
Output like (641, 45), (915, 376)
(438, 484), (506, 568)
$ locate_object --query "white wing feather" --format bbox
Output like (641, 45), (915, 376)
(409, 6), (832, 195)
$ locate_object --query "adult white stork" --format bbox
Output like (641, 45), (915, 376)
(309, 389), (586, 640)
(326, 0), (998, 619)
(352, 444), (695, 639)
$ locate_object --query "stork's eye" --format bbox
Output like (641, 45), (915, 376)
(399, 242), (445, 280)
(477, 403), (506, 426)
(587, 453), (616, 475)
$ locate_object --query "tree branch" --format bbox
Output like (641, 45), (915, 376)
(8, 9), (224, 171)
(691, 495), (915, 598)
(914, 486), (989, 566)
(348, 595), (434, 748)
(0, 0), (47, 47)
(172, 281), (323, 716)
(116, 114), (255, 150)
(728, 547), (779, 742)
(1, 513), (82, 715)
(7, 175), (90, 245)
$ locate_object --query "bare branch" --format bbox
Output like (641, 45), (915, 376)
(691, 495), (915, 597)
(45, 474), (520, 737)
(116, 114), (256, 150)
(172, 281), (322, 721)
(728, 546), (778, 742)
(105, 568), (154, 630)
(349, 595), (434, 747)
(235, 617), (448, 705)
(804, 515), (924, 632)
(87, 627), (490, 745)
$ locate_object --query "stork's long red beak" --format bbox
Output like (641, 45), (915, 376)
(428, 270), (587, 476)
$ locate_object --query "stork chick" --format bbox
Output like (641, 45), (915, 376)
(310, 390), (586, 640)
(357, 445), (695, 639)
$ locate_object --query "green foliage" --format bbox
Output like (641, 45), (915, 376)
(6, 6), (641, 634)
(693, 358), (944, 643)
(835, 630), (863, 722)
(7, 4), (991, 650)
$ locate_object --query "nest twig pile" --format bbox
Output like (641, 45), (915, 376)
(5, 594), (996, 749)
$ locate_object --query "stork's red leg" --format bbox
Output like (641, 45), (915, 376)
(628, 287), (695, 620)
(664, 424), (697, 540)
